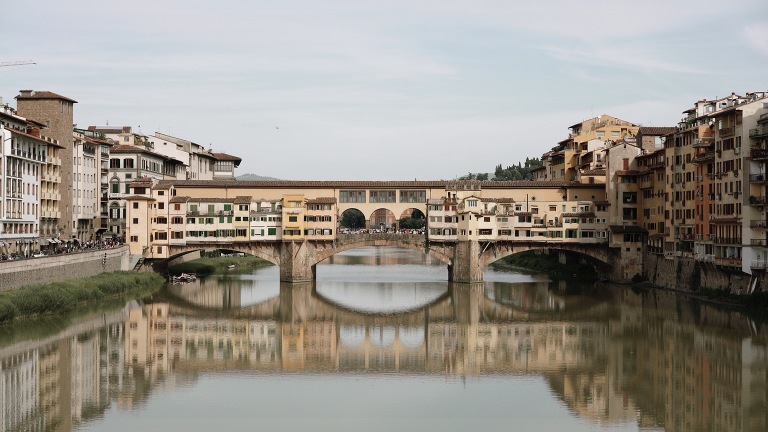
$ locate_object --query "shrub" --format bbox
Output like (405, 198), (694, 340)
(0, 299), (17, 323)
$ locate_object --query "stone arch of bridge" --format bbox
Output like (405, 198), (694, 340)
(479, 242), (612, 272)
(369, 208), (396, 229)
(162, 246), (281, 268)
(310, 239), (452, 268)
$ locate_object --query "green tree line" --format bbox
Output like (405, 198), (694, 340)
(459, 157), (542, 181)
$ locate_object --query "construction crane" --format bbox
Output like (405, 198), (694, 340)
(0, 60), (36, 68)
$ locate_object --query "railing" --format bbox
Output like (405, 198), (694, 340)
(750, 220), (768, 229)
(750, 127), (768, 138)
(719, 126), (735, 137)
(749, 174), (767, 183)
(692, 137), (714, 147)
(715, 256), (741, 267)
(751, 260), (767, 269)
(715, 237), (741, 245)
(751, 239), (768, 247)
(751, 149), (768, 160)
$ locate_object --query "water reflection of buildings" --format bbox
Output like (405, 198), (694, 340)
(1, 284), (768, 431)
(0, 311), (126, 432)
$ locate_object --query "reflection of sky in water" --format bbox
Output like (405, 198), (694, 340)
(235, 265), (281, 305)
(315, 247), (447, 313)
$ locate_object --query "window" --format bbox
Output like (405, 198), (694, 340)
(340, 190), (366, 203)
(400, 190), (426, 203)
(111, 183), (119, 193)
(289, 216), (298, 222)
(130, 235), (138, 242)
(369, 190), (396, 203)
(132, 202), (139, 209)
(110, 159), (121, 168)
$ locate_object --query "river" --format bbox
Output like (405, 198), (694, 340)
(0, 246), (766, 431)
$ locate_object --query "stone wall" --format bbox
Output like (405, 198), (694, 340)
(0, 246), (130, 291)
(644, 252), (752, 294)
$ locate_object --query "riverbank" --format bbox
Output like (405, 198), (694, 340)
(0, 271), (164, 323)
(168, 255), (273, 277)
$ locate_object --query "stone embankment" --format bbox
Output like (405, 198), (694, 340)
(644, 252), (754, 294)
(0, 246), (130, 291)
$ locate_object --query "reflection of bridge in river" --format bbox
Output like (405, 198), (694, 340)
(153, 282), (613, 377)
(3, 282), (767, 431)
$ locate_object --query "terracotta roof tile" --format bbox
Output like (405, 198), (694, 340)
(609, 225), (648, 233)
(638, 126), (677, 136)
(16, 90), (77, 104)
(581, 169), (606, 176)
(307, 197), (337, 204)
(157, 179), (601, 189)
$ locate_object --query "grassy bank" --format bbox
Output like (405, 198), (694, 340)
(499, 250), (597, 280)
(169, 255), (273, 277)
(0, 271), (164, 324)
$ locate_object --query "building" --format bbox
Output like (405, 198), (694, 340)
(15, 90), (77, 241)
(0, 102), (55, 255)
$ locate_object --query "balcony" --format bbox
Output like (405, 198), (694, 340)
(692, 137), (714, 147)
(751, 239), (768, 247)
(715, 256), (741, 267)
(715, 237), (741, 245)
(750, 126), (768, 138)
(751, 148), (768, 161)
(751, 260), (767, 270)
(719, 126), (735, 137)
(749, 195), (768, 206)
(749, 174), (768, 183)
(751, 220), (768, 229)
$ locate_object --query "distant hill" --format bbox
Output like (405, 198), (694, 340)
(236, 173), (281, 181)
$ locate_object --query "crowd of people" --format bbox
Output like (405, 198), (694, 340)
(339, 228), (425, 235)
(0, 236), (125, 261)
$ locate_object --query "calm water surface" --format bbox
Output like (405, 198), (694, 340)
(1, 246), (767, 431)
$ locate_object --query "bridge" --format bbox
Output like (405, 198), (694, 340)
(159, 233), (619, 282)
(127, 178), (641, 282)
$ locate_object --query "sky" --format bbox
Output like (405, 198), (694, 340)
(1, 0), (767, 180)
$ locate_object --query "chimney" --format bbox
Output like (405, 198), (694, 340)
(29, 128), (41, 138)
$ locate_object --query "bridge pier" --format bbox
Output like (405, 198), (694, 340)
(279, 241), (316, 282)
(449, 240), (484, 283)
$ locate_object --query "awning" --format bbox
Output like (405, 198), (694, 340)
(39, 239), (49, 246)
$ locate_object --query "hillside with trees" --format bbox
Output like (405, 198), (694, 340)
(458, 157), (542, 181)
